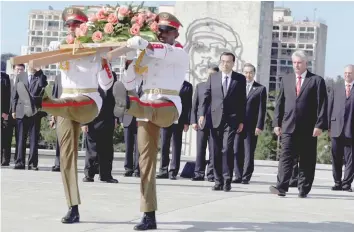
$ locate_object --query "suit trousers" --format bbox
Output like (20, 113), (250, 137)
(127, 97), (179, 212)
(194, 128), (214, 178)
(234, 131), (258, 181)
(84, 119), (115, 180)
(124, 125), (140, 174)
(331, 136), (354, 188)
(211, 121), (237, 185)
(277, 132), (317, 194)
(15, 115), (41, 166)
(159, 123), (184, 176)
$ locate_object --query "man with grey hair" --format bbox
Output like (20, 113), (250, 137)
(328, 64), (354, 192)
(233, 63), (267, 184)
(270, 50), (328, 198)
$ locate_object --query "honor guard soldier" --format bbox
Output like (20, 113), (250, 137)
(113, 12), (189, 230)
(16, 7), (114, 224)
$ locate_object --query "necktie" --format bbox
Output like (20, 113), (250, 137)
(247, 83), (252, 96)
(296, 76), (302, 96)
(346, 84), (351, 98)
(223, 76), (228, 96)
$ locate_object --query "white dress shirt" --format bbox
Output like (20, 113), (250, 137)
(345, 80), (354, 91)
(246, 80), (255, 96)
(222, 71), (232, 91)
(295, 70), (307, 87)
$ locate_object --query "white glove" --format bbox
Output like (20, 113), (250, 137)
(48, 41), (61, 51)
(126, 50), (138, 60)
(126, 36), (149, 50)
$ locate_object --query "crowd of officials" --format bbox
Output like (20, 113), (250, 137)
(1, 50), (353, 196)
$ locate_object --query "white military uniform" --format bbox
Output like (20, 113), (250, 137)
(122, 42), (189, 121)
(50, 42), (114, 115)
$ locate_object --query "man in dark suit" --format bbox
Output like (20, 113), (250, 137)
(328, 64), (354, 192)
(191, 66), (219, 181)
(270, 50), (328, 198)
(233, 63), (267, 184)
(121, 82), (142, 177)
(82, 71), (118, 183)
(50, 74), (62, 172)
(199, 52), (246, 192)
(1, 71), (11, 165)
(157, 80), (193, 180)
(12, 68), (47, 170)
(1, 64), (25, 166)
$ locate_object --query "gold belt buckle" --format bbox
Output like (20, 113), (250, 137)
(153, 88), (161, 95)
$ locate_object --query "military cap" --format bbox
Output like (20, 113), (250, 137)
(62, 7), (88, 24)
(155, 12), (183, 30)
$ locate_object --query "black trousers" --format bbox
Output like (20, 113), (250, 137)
(159, 123), (184, 176)
(211, 121), (236, 185)
(84, 119), (114, 180)
(331, 136), (354, 188)
(1, 115), (18, 164)
(124, 124), (140, 174)
(233, 131), (258, 181)
(194, 128), (214, 178)
(276, 132), (317, 194)
(15, 115), (41, 166)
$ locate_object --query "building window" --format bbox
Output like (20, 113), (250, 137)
(306, 50), (314, 56)
(271, 48), (278, 57)
(270, 76), (276, 82)
(31, 14), (36, 19)
(281, 43), (287, 48)
(280, 60), (287, 65)
(36, 47), (42, 52)
(31, 31), (35, 35)
(289, 44), (296, 49)
(37, 31), (43, 36)
(273, 25), (280, 30)
(287, 60), (293, 66)
(53, 32), (58, 36)
(298, 44), (305, 49)
(45, 31), (51, 36)
(50, 65), (56, 69)
(269, 82), (276, 93)
(299, 27), (306, 31)
(37, 15), (44, 19)
(54, 15), (60, 20)
(272, 32), (279, 39)
(290, 26), (297, 31)
(271, 60), (277, 65)
(282, 26), (288, 30)
(272, 42), (278, 47)
(270, 66), (277, 76)
(307, 27), (315, 32)
(306, 44), (314, 49)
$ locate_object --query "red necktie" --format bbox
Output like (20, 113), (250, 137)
(296, 76), (302, 96)
(346, 84), (351, 98)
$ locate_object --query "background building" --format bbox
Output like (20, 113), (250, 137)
(269, 7), (328, 98)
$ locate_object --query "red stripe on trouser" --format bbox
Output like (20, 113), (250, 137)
(129, 96), (175, 108)
(42, 100), (95, 108)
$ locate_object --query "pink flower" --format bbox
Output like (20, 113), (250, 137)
(92, 31), (103, 42)
(104, 23), (114, 34)
(96, 9), (108, 21)
(118, 6), (129, 16)
(131, 16), (138, 24)
(66, 34), (75, 44)
(129, 23), (140, 35)
(79, 23), (88, 35)
(88, 14), (98, 22)
(149, 13), (157, 21)
(136, 13), (146, 26)
(75, 28), (82, 37)
(149, 22), (158, 33)
(107, 13), (118, 24)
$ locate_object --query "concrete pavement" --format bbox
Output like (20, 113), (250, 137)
(1, 158), (354, 232)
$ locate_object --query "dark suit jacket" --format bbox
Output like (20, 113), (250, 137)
(178, 80), (193, 126)
(1, 72), (11, 115)
(328, 82), (354, 138)
(273, 70), (328, 134)
(191, 82), (211, 130)
(12, 70), (48, 119)
(200, 71), (246, 129)
(244, 81), (267, 132)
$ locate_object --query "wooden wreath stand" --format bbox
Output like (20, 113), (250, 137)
(10, 41), (135, 69)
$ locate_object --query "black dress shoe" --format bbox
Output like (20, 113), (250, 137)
(14, 164), (25, 170)
(342, 186), (353, 192)
(289, 182), (298, 188)
(101, 178), (119, 183)
(134, 172), (140, 177)
(82, 177), (94, 182)
(156, 173), (168, 179)
(207, 177), (215, 182)
(134, 212), (157, 231)
(113, 81), (129, 117)
(124, 171), (134, 177)
(269, 186), (286, 196)
(61, 206), (80, 224)
(298, 192), (307, 198)
(232, 178), (242, 184)
(241, 180), (249, 184)
(52, 166), (60, 172)
(223, 184), (231, 192)
(169, 175), (177, 180)
(331, 185), (342, 191)
(191, 176), (204, 181)
(1, 162), (10, 166)
(212, 184), (223, 191)
(28, 165), (38, 171)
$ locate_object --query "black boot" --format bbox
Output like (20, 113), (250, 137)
(134, 211), (157, 230)
(61, 205), (80, 224)
(112, 81), (130, 117)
